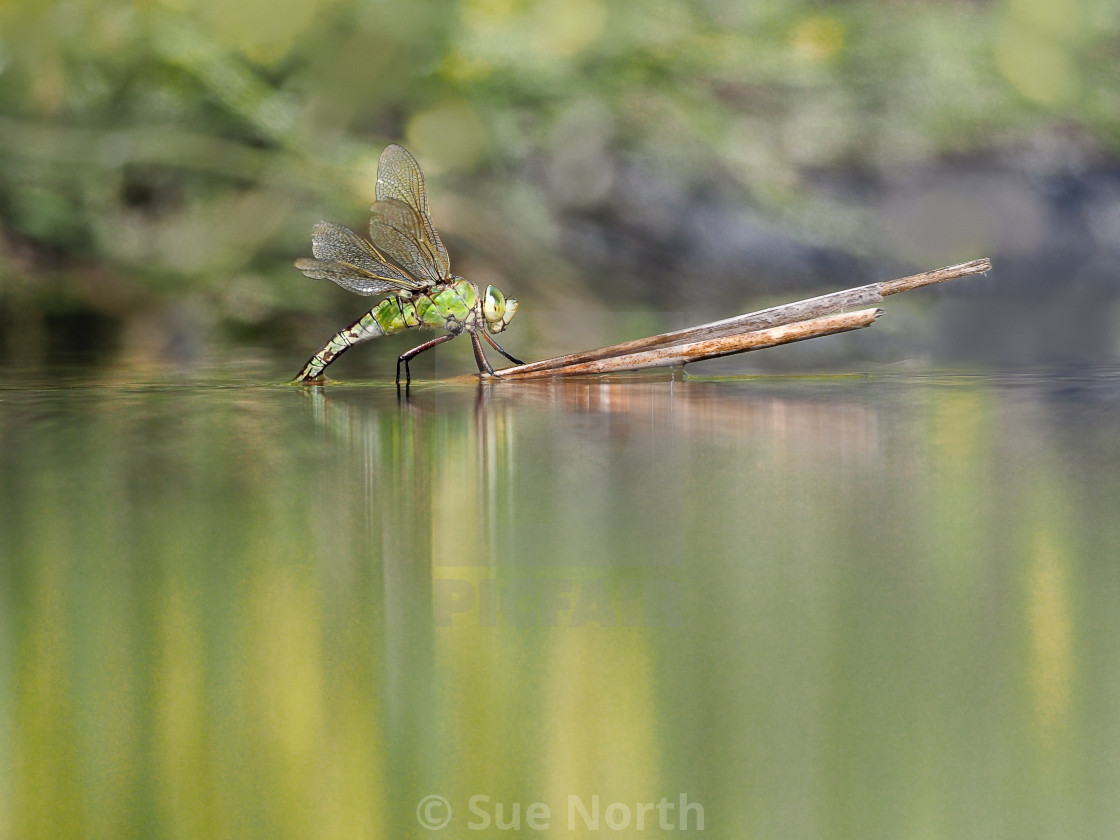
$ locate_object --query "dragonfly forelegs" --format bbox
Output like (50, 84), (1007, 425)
(481, 331), (524, 366)
(397, 333), (457, 386)
(470, 331), (495, 376)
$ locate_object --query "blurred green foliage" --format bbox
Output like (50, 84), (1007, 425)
(0, 0), (1117, 365)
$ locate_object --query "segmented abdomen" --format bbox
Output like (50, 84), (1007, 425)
(294, 298), (418, 381)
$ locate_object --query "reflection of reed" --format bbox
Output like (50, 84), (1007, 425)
(478, 377), (882, 461)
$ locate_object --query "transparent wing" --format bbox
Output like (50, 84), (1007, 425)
(294, 220), (423, 296)
(369, 198), (449, 285)
(374, 144), (451, 280)
(294, 258), (412, 297)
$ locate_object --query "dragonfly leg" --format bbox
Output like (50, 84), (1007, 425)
(397, 333), (457, 385)
(470, 331), (495, 376)
(481, 331), (524, 366)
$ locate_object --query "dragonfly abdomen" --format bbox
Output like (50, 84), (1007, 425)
(293, 298), (415, 381)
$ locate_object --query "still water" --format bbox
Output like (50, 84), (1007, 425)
(1, 368), (1118, 839)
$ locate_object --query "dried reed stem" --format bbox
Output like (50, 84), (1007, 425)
(493, 308), (882, 379)
(491, 258), (988, 379)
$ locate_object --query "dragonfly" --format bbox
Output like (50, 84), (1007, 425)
(292, 144), (522, 385)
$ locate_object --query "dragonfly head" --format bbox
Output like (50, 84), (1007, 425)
(483, 285), (518, 334)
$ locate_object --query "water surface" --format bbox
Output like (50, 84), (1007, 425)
(2, 368), (1118, 839)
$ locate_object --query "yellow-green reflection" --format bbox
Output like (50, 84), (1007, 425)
(1, 373), (1117, 839)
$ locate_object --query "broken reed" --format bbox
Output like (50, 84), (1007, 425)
(490, 258), (990, 379)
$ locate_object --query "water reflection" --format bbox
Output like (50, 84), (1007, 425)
(1, 371), (1118, 838)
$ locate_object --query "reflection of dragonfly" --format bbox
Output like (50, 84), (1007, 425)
(293, 144), (522, 384)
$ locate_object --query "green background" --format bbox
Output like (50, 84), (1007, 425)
(2, 0), (1118, 374)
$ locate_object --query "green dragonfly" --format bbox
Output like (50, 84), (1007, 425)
(292, 144), (522, 384)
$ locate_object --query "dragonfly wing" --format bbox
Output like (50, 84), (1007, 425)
(375, 144), (451, 279)
(294, 258), (411, 297)
(368, 198), (449, 286)
(299, 220), (423, 295)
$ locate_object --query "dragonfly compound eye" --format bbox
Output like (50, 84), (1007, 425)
(483, 285), (506, 327)
(500, 298), (518, 330)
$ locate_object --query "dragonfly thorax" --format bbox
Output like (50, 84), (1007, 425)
(412, 279), (517, 335)
(410, 278), (478, 334)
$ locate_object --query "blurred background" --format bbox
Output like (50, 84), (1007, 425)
(1, 0), (1119, 376)
(5, 5), (1120, 837)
